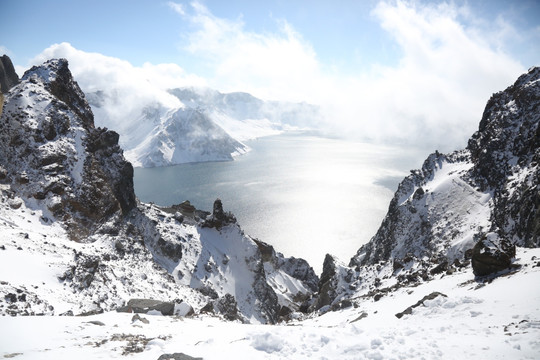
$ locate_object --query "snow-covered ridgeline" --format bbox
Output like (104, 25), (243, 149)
(85, 85), (321, 168)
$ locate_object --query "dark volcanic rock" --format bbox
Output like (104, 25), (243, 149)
(471, 233), (516, 276)
(315, 254), (342, 310)
(0, 55), (19, 93)
(395, 292), (447, 319)
(157, 353), (202, 360)
(116, 299), (175, 316)
(0, 58), (137, 240)
(215, 293), (242, 322)
(202, 198), (236, 229)
(467, 67), (540, 248)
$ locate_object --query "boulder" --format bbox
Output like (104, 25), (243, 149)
(157, 354), (202, 360)
(395, 292), (447, 319)
(471, 233), (516, 277)
(117, 299), (175, 316)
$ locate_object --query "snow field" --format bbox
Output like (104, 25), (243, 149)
(2, 247), (539, 359)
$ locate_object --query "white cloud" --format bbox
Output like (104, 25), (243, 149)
(345, 0), (525, 150)
(175, 1), (324, 103)
(169, 0), (526, 152)
(27, 1), (528, 154)
(167, 1), (185, 16)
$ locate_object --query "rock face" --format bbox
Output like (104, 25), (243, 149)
(468, 67), (540, 248)
(0, 58), (136, 240)
(0, 55), (19, 93)
(350, 67), (539, 269)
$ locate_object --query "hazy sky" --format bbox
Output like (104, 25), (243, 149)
(1, 0), (539, 151)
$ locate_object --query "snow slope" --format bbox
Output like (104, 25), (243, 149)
(1, 247), (538, 359)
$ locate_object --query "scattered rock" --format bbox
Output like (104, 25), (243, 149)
(86, 320), (105, 326)
(132, 314), (150, 324)
(395, 292), (447, 319)
(8, 198), (22, 209)
(430, 261), (449, 275)
(78, 308), (104, 316)
(157, 353), (202, 360)
(175, 301), (195, 317)
(350, 312), (368, 323)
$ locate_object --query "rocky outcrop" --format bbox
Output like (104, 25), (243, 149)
(202, 198), (237, 229)
(467, 67), (540, 248)
(395, 292), (447, 319)
(0, 58), (136, 240)
(314, 254), (352, 310)
(350, 67), (539, 269)
(0, 55), (19, 93)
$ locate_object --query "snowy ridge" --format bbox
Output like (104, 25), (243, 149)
(2, 241), (539, 358)
(0, 58), (318, 323)
(349, 150), (491, 268)
(312, 66), (540, 318)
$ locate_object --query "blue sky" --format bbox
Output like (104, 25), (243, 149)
(1, 0), (540, 151)
(2, 0), (538, 73)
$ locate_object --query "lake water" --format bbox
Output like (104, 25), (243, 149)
(134, 133), (425, 274)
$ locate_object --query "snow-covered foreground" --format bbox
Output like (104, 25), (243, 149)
(2, 247), (539, 359)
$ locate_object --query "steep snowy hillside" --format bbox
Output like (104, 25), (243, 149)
(351, 66), (539, 268)
(87, 90), (248, 168)
(309, 66), (539, 310)
(0, 58), (318, 323)
(168, 87), (321, 141)
(125, 107), (247, 168)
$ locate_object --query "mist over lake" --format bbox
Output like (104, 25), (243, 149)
(134, 133), (425, 273)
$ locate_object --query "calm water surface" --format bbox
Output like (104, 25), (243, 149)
(134, 133), (424, 273)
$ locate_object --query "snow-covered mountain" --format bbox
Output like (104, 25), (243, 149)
(168, 87), (321, 141)
(312, 66), (539, 310)
(86, 90), (248, 168)
(85, 85), (320, 168)
(1, 57), (539, 359)
(124, 107), (248, 168)
(0, 58), (318, 323)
